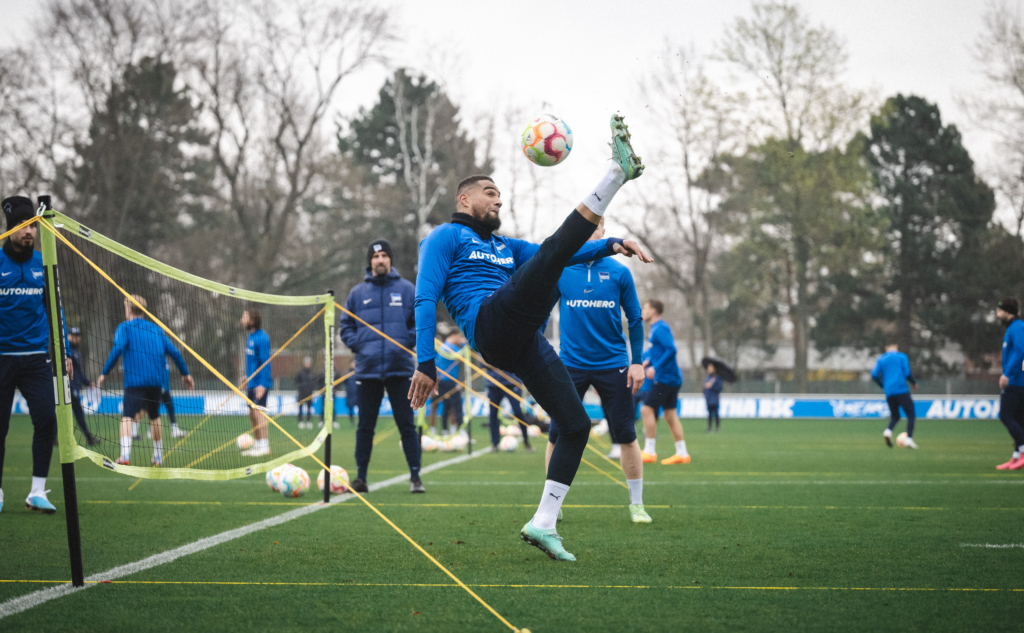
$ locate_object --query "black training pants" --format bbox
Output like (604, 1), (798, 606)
(886, 392), (916, 437)
(354, 377), (420, 481)
(1000, 386), (1024, 450)
(0, 354), (58, 487)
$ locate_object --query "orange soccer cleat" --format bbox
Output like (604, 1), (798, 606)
(660, 454), (691, 465)
(1008, 456), (1024, 471)
(641, 451), (658, 464)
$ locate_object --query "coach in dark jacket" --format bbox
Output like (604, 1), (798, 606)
(339, 239), (423, 494)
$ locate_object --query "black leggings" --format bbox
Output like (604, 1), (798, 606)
(1000, 387), (1024, 450)
(707, 404), (719, 430)
(297, 400), (312, 421)
(71, 394), (95, 440)
(0, 354), (57, 486)
(886, 393), (916, 437)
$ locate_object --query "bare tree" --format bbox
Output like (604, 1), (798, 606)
(625, 46), (743, 373)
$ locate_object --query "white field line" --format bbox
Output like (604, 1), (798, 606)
(960, 543), (1024, 548)
(0, 451), (486, 621)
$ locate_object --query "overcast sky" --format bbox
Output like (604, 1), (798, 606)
(1, 0), (1011, 234)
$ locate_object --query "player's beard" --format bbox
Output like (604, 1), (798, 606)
(480, 209), (501, 233)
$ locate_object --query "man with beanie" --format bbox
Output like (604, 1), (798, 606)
(339, 239), (422, 493)
(996, 298), (1024, 470)
(0, 196), (65, 514)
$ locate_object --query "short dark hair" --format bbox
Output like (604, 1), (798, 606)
(999, 297), (1020, 316)
(455, 175), (494, 202)
(245, 308), (262, 330)
(645, 299), (665, 315)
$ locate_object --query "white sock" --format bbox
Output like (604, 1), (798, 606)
(626, 478), (643, 506)
(582, 163), (626, 216)
(30, 476), (46, 496)
(1016, 450), (1023, 459)
(675, 440), (688, 456)
(644, 438), (657, 454)
(0, 489), (4, 503)
(152, 440), (163, 461)
(257, 439), (269, 451)
(132, 422), (139, 437)
(533, 480), (570, 530)
(120, 437), (132, 460)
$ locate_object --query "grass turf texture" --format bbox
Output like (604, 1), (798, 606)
(1, 414), (1022, 632)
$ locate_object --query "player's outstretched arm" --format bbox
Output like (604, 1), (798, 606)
(610, 239), (652, 262)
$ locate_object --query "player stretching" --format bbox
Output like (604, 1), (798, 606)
(995, 299), (1024, 470)
(410, 115), (650, 561)
(872, 341), (918, 449)
(639, 300), (688, 465)
(98, 295), (194, 466)
(548, 216), (649, 523)
(241, 309), (272, 457)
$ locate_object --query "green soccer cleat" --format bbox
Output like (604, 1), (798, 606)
(610, 114), (644, 181)
(520, 520), (576, 561)
(629, 504), (652, 523)
(557, 508), (563, 522)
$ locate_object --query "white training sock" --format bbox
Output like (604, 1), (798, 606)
(132, 422), (138, 436)
(0, 489), (4, 503)
(582, 163), (626, 216)
(533, 480), (570, 530)
(257, 439), (270, 451)
(1016, 450), (1023, 458)
(152, 440), (163, 461)
(30, 476), (46, 496)
(626, 478), (643, 506)
(675, 440), (688, 456)
(644, 438), (657, 454)
(120, 437), (132, 460)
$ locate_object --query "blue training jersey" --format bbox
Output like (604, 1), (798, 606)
(870, 350), (915, 396)
(414, 218), (616, 367)
(1003, 319), (1024, 388)
(245, 329), (273, 390)
(102, 319), (190, 388)
(647, 319), (682, 386)
(557, 258), (643, 371)
(0, 245), (49, 355)
(435, 341), (463, 382)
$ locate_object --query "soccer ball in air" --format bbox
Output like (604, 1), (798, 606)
(499, 435), (519, 452)
(237, 433), (254, 451)
(317, 465), (350, 495)
(521, 114), (573, 167)
(896, 432), (909, 448)
(279, 466), (310, 498)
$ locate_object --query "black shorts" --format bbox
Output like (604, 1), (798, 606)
(123, 386), (162, 420)
(565, 366), (637, 444)
(247, 388), (269, 408)
(644, 382), (680, 413)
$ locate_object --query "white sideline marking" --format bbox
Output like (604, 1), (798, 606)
(960, 543), (1024, 549)
(0, 451), (486, 620)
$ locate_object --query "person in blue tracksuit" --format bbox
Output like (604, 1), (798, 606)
(98, 295), (194, 466)
(0, 196), (69, 514)
(996, 299), (1024, 470)
(431, 331), (465, 435)
(640, 299), (688, 465)
(67, 327), (100, 445)
(241, 309), (272, 456)
(295, 356), (317, 427)
(340, 239), (422, 494)
(487, 367), (532, 451)
(703, 365), (723, 432)
(547, 216), (648, 523)
(871, 341), (918, 448)
(410, 117), (650, 560)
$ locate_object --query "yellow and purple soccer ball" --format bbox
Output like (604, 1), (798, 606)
(237, 433), (254, 451)
(521, 114), (573, 167)
(317, 465), (350, 495)
(499, 435), (519, 452)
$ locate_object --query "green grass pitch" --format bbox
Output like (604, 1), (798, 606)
(1, 414), (1022, 632)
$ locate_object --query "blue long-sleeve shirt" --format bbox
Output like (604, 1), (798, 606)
(870, 350), (916, 396)
(1003, 319), (1024, 388)
(647, 319), (682, 386)
(556, 258), (643, 370)
(703, 373), (723, 406)
(245, 328), (273, 390)
(0, 242), (51, 355)
(414, 216), (618, 374)
(102, 318), (189, 388)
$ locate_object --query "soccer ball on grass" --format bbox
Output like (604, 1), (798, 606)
(499, 435), (519, 452)
(317, 464), (350, 495)
(237, 433), (254, 450)
(279, 466), (310, 498)
(896, 432), (909, 448)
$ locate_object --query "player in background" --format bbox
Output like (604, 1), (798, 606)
(295, 356), (316, 429)
(432, 331), (466, 435)
(98, 295), (194, 466)
(160, 359), (185, 438)
(640, 299), (688, 465)
(240, 309), (272, 457)
(0, 196), (74, 514)
(67, 327), (100, 446)
(703, 363), (722, 433)
(409, 115), (650, 561)
(548, 215), (648, 523)
(871, 341), (918, 448)
(488, 368), (533, 452)
(340, 238), (422, 494)
(995, 299), (1024, 470)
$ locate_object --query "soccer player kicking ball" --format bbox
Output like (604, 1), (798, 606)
(871, 340), (918, 449)
(548, 215), (650, 523)
(639, 300), (689, 465)
(410, 115), (650, 561)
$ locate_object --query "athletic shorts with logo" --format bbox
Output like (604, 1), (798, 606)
(644, 381), (681, 413)
(123, 386), (162, 419)
(247, 388), (269, 408)
(549, 366), (637, 445)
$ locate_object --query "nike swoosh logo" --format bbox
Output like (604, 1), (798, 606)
(363, 299), (372, 304)
(619, 368), (627, 373)
(584, 289), (594, 293)
(1, 272), (10, 277)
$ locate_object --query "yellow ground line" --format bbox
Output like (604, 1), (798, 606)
(2, 579), (1021, 592)
(127, 478), (142, 492)
(373, 426), (398, 447)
